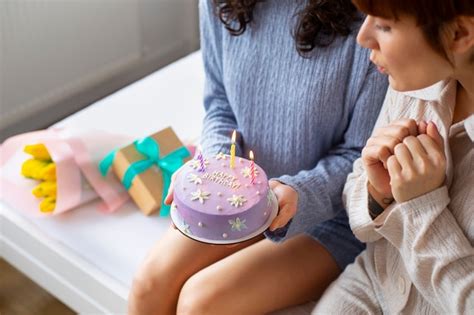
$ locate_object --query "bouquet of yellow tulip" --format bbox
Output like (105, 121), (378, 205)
(21, 144), (57, 213)
(0, 128), (131, 216)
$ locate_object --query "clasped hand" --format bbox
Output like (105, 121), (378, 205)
(362, 119), (447, 203)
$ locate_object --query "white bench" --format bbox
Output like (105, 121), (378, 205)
(1, 51), (315, 314)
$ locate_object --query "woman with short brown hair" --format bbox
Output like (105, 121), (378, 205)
(314, 0), (474, 313)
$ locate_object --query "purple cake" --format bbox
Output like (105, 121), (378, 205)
(170, 152), (278, 244)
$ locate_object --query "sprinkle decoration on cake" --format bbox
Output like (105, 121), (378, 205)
(170, 152), (278, 244)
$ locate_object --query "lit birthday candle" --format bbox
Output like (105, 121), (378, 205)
(230, 130), (236, 168)
(197, 145), (205, 172)
(249, 150), (256, 184)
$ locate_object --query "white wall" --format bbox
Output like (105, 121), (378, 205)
(0, 0), (199, 140)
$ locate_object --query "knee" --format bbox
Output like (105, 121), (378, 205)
(130, 258), (161, 298)
(130, 272), (155, 303)
(129, 255), (176, 308)
(176, 273), (221, 315)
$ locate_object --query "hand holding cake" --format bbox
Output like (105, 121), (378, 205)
(164, 148), (298, 237)
(267, 179), (298, 231)
(168, 132), (283, 244)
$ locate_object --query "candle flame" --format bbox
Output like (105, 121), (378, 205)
(249, 150), (254, 160)
(231, 130), (236, 143)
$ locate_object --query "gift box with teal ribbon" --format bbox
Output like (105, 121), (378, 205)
(99, 127), (191, 216)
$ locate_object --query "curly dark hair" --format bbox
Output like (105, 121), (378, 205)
(212, 0), (359, 55)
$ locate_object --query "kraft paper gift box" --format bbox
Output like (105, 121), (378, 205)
(102, 127), (191, 216)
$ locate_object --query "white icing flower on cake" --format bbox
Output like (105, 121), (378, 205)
(171, 203), (178, 211)
(229, 217), (247, 231)
(241, 167), (252, 178)
(187, 173), (202, 185)
(241, 166), (259, 178)
(188, 159), (201, 169)
(191, 189), (211, 204)
(227, 195), (247, 207)
(215, 152), (227, 160)
(188, 159), (209, 170)
(182, 222), (192, 235)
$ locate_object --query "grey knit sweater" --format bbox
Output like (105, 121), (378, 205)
(199, 0), (388, 240)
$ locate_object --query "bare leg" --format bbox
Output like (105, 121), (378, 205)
(128, 226), (263, 315)
(177, 234), (340, 315)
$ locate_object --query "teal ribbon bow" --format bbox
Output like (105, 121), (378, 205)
(99, 137), (190, 216)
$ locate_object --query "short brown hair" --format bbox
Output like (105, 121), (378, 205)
(352, 0), (474, 57)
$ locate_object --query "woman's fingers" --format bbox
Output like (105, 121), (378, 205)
(373, 119), (418, 140)
(426, 121), (444, 152)
(269, 180), (279, 189)
(269, 203), (296, 231)
(394, 143), (414, 169)
(418, 120), (428, 134)
(268, 180), (298, 231)
(418, 134), (446, 171)
(402, 135), (428, 157)
(362, 145), (389, 168)
(387, 155), (402, 177)
(365, 119), (419, 168)
(164, 171), (179, 205)
(394, 118), (419, 137)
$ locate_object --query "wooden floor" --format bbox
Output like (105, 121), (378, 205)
(0, 258), (75, 315)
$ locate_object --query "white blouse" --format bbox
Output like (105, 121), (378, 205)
(344, 80), (474, 314)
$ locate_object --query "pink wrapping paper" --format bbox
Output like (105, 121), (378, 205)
(0, 127), (132, 216)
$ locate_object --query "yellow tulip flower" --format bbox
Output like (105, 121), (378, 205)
(39, 163), (56, 181)
(32, 181), (57, 198)
(39, 197), (56, 213)
(21, 159), (50, 180)
(24, 143), (52, 161)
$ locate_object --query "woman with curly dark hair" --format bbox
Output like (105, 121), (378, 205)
(129, 0), (387, 313)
